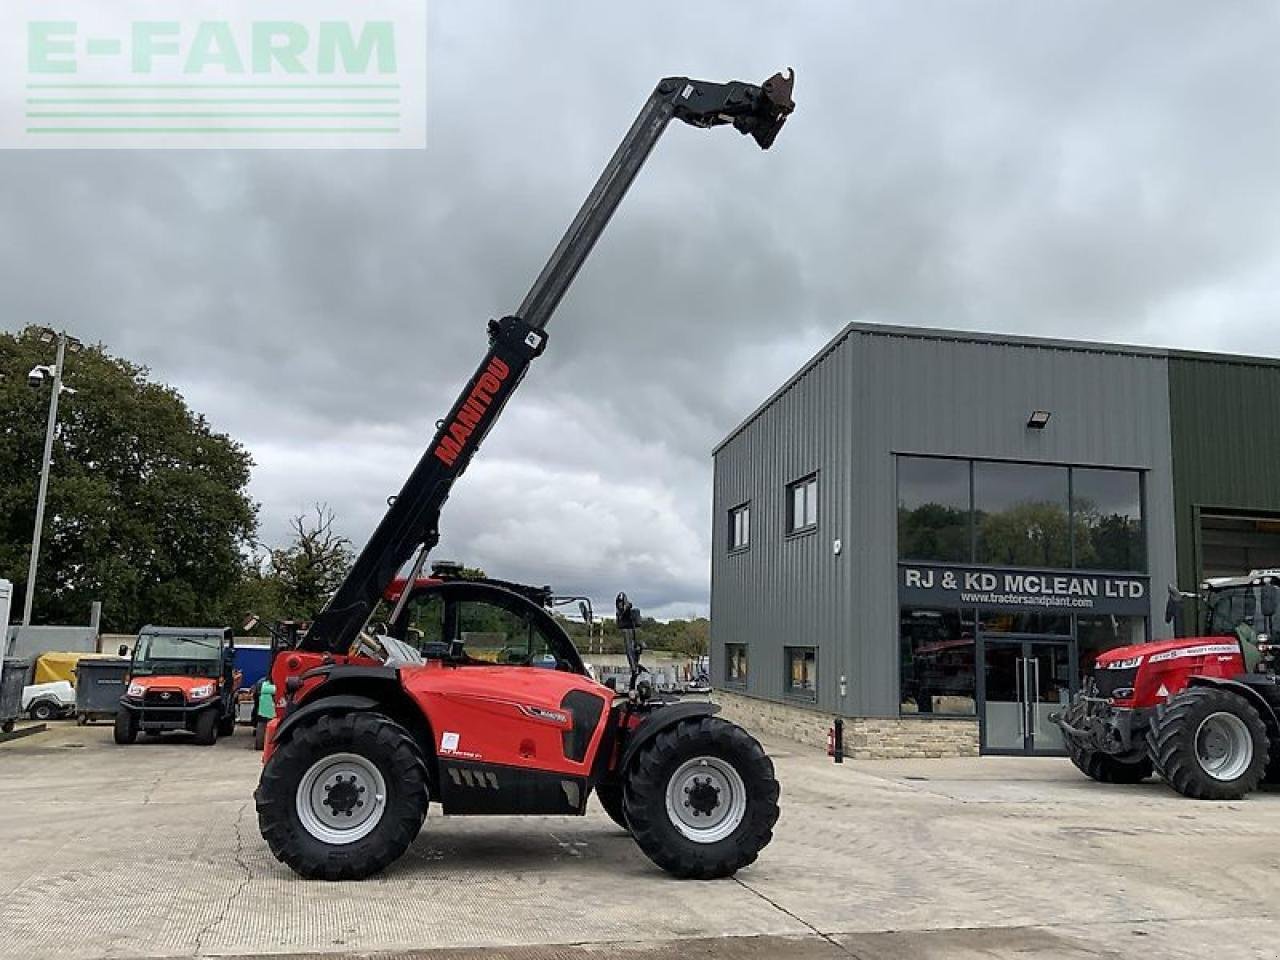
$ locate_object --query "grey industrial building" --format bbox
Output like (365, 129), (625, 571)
(710, 323), (1280, 757)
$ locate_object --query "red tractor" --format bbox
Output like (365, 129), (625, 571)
(115, 626), (242, 745)
(253, 70), (796, 880)
(1057, 571), (1280, 799)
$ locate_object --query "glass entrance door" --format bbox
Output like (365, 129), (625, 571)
(980, 636), (1072, 755)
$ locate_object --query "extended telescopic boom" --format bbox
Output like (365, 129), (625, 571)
(300, 70), (796, 654)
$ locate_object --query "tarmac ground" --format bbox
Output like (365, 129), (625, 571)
(2, 720), (1279, 959)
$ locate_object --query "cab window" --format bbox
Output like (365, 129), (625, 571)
(455, 600), (558, 667)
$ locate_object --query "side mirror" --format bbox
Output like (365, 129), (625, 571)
(578, 601), (592, 624)
(448, 639), (465, 660)
(1261, 583), (1278, 619)
(117, 644), (129, 657)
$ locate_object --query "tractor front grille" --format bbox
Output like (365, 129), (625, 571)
(1092, 667), (1137, 699)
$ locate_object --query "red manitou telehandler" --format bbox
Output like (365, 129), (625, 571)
(254, 70), (796, 880)
(1056, 571), (1280, 800)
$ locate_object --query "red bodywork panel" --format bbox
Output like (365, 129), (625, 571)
(403, 662), (614, 775)
(128, 672), (242, 700)
(1097, 636), (1244, 709)
(262, 652), (622, 778)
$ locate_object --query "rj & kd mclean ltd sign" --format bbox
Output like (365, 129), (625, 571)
(899, 564), (1150, 616)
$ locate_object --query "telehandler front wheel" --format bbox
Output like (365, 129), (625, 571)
(623, 716), (779, 879)
(255, 712), (428, 881)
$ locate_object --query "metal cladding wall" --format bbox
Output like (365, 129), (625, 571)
(712, 324), (1179, 718)
(1168, 354), (1280, 590)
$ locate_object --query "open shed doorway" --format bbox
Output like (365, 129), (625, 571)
(1199, 511), (1280, 579)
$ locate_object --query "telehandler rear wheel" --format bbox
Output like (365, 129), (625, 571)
(623, 716), (779, 879)
(256, 712), (428, 881)
(1148, 687), (1269, 800)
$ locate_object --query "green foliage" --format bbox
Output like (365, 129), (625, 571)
(0, 327), (257, 631)
(240, 504), (355, 628)
(556, 612), (710, 657)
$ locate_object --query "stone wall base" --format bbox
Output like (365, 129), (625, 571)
(712, 689), (979, 759)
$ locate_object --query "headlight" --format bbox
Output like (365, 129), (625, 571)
(189, 684), (215, 699)
(127, 682), (145, 698)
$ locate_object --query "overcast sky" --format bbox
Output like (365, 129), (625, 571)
(3, 1), (1278, 618)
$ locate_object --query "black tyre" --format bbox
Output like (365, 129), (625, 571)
(218, 712), (236, 737)
(594, 783), (630, 832)
(31, 701), (56, 722)
(1066, 740), (1152, 784)
(1148, 687), (1269, 800)
(1, 720), (14, 734)
(193, 709), (219, 746)
(254, 721), (267, 752)
(113, 710), (138, 745)
(623, 716), (779, 879)
(255, 712), (429, 881)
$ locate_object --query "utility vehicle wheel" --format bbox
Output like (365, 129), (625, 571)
(255, 712), (428, 881)
(218, 713), (236, 737)
(113, 710), (138, 745)
(193, 709), (219, 746)
(1066, 741), (1151, 784)
(1148, 687), (1269, 800)
(31, 701), (56, 722)
(623, 716), (779, 879)
(594, 783), (629, 832)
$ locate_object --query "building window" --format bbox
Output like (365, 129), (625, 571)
(784, 646), (816, 698)
(787, 474), (818, 534)
(729, 503), (750, 551)
(1072, 468), (1144, 572)
(899, 607), (976, 716)
(898, 456), (971, 562)
(725, 643), (748, 685)
(974, 461), (1071, 568)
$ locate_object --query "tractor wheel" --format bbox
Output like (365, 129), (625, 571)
(255, 712), (428, 881)
(193, 709), (219, 746)
(594, 783), (630, 832)
(113, 710), (138, 745)
(31, 701), (56, 722)
(218, 713), (236, 737)
(1066, 741), (1152, 784)
(1148, 687), (1269, 800)
(623, 716), (779, 879)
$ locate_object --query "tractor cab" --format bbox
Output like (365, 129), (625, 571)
(1197, 571), (1280, 671)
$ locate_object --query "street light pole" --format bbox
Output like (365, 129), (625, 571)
(22, 332), (67, 627)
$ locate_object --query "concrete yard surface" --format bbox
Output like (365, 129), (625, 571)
(1, 723), (1279, 959)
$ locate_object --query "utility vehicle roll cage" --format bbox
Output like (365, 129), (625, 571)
(296, 70), (796, 655)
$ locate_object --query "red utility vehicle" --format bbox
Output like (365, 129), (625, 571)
(254, 70), (796, 881)
(115, 626), (241, 745)
(1057, 571), (1280, 799)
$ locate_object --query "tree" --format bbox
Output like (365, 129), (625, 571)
(247, 504), (355, 623)
(0, 327), (258, 631)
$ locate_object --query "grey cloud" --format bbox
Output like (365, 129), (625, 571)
(4, 0), (1279, 617)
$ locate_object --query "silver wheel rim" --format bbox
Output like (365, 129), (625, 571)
(664, 756), (747, 844)
(295, 752), (387, 845)
(1195, 712), (1253, 782)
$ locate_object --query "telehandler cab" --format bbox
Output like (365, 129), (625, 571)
(255, 69), (796, 881)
